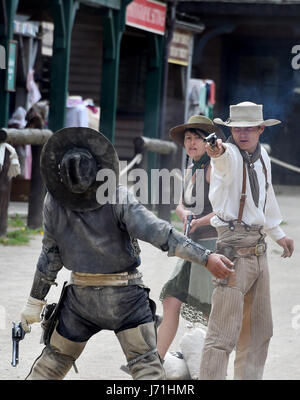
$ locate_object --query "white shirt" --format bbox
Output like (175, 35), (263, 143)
(209, 143), (285, 242)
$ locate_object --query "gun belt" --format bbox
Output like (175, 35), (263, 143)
(70, 271), (143, 287)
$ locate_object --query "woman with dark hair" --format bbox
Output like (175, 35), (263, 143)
(157, 115), (226, 361)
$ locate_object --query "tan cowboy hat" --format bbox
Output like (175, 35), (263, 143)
(169, 115), (225, 147)
(213, 101), (281, 127)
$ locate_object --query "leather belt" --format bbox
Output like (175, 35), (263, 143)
(70, 271), (143, 287)
(236, 242), (267, 257)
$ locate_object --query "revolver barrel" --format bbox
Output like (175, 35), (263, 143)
(11, 322), (25, 367)
(203, 132), (218, 148)
(184, 214), (194, 236)
(11, 340), (19, 367)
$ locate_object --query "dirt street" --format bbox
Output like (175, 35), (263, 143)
(0, 185), (299, 380)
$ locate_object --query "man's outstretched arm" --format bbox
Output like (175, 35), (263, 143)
(114, 185), (234, 278)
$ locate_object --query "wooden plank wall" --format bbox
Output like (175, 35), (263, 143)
(115, 30), (147, 161)
(68, 10), (103, 105)
(68, 14), (153, 162)
(114, 117), (144, 160)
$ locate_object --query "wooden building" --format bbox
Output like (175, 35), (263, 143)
(177, 0), (300, 184)
(0, 0), (168, 164)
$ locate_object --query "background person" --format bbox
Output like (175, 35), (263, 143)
(157, 115), (226, 361)
(199, 101), (294, 380)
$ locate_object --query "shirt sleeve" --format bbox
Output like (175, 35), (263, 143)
(36, 193), (64, 279)
(113, 185), (172, 249)
(263, 184), (285, 241)
(30, 193), (64, 299)
(210, 143), (239, 185)
(262, 153), (285, 242)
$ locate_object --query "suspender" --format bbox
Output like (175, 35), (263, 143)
(237, 155), (268, 223)
(260, 155), (269, 213)
(237, 162), (247, 224)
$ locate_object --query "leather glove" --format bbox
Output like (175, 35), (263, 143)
(21, 296), (46, 333)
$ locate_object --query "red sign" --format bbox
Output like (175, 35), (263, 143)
(126, 0), (166, 35)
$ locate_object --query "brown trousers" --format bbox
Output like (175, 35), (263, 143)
(199, 225), (273, 380)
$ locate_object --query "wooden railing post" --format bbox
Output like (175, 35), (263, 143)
(0, 142), (11, 237)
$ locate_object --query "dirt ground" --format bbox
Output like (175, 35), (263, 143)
(0, 185), (300, 380)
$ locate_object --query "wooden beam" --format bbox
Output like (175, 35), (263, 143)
(134, 136), (177, 155)
(80, 0), (121, 10)
(177, 1), (300, 18)
(0, 128), (53, 145)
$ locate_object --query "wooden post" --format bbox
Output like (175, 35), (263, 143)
(144, 33), (165, 204)
(25, 102), (51, 229)
(48, 0), (79, 132)
(144, 34), (165, 141)
(0, 149), (11, 237)
(0, 0), (19, 128)
(157, 150), (176, 222)
(27, 145), (44, 229)
(100, 2), (131, 143)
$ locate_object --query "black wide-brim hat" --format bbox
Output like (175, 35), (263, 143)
(40, 127), (119, 212)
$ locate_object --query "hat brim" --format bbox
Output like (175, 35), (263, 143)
(40, 127), (119, 212)
(169, 122), (226, 147)
(213, 118), (281, 127)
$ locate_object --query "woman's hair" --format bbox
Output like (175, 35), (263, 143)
(184, 128), (208, 138)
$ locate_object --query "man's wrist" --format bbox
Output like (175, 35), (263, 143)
(203, 249), (212, 267)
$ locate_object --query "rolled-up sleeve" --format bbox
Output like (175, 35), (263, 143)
(210, 143), (238, 185)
